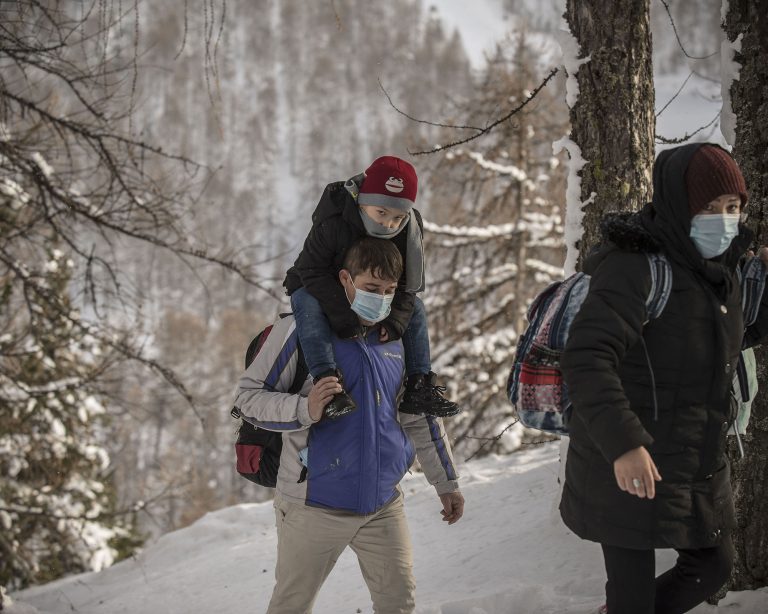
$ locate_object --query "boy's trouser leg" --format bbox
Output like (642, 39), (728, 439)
(401, 296), (431, 376)
(350, 495), (416, 614)
(267, 495), (357, 614)
(290, 287), (337, 377)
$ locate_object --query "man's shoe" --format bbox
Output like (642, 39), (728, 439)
(315, 370), (357, 420)
(398, 372), (461, 418)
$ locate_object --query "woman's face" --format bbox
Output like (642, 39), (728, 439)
(699, 193), (742, 216)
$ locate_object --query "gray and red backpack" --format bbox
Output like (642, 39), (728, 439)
(231, 317), (308, 487)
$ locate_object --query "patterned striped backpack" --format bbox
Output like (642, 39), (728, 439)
(507, 253), (672, 435)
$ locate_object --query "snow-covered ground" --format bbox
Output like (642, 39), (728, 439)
(9, 443), (768, 614)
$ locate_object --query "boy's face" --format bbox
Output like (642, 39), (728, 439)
(360, 205), (408, 230)
(339, 269), (398, 325)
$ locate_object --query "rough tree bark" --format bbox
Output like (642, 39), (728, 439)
(565, 0), (655, 257)
(724, 0), (768, 592)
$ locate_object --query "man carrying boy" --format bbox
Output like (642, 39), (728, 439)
(236, 237), (464, 614)
(284, 155), (460, 419)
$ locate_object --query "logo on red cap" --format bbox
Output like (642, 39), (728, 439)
(385, 177), (404, 193)
(359, 156), (417, 212)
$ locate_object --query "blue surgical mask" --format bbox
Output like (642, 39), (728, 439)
(345, 278), (394, 323)
(689, 214), (741, 259)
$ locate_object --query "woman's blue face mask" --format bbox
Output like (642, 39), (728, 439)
(689, 213), (741, 259)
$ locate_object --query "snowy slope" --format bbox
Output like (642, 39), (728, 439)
(9, 443), (768, 614)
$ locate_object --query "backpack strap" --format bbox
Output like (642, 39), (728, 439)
(645, 252), (673, 321)
(276, 312), (310, 394)
(231, 316), (309, 419)
(739, 255), (768, 327)
(732, 256), (767, 424)
(287, 343), (309, 395)
(244, 325), (273, 370)
(735, 352), (751, 402)
(642, 252), (672, 422)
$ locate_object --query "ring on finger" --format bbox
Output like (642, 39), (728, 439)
(632, 478), (643, 488)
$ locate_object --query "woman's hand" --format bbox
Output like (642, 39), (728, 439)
(613, 446), (662, 499)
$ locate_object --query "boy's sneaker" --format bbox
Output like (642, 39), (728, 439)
(315, 370), (357, 420)
(399, 372), (461, 417)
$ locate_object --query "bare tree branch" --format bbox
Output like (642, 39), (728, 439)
(655, 70), (693, 117)
(655, 110), (719, 144)
(403, 67), (560, 155)
(659, 0), (718, 61)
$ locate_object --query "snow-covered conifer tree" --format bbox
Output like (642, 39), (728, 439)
(423, 29), (568, 455)
(0, 234), (133, 588)
(0, 0), (250, 590)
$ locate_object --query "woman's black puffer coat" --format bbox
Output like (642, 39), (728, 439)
(559, 144), (768, 550)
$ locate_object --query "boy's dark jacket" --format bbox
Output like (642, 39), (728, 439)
(559, 143), (768, 550)
(284, 179), (424, 340)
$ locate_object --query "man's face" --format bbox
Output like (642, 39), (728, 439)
(339, 269), (398, 325)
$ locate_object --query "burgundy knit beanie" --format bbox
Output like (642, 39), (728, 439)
(359, 156), (418, 212)
(685, 145), (748, 214)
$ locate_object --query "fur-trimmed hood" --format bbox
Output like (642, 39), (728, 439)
(582, 212), (662, 275)
(598, 212), (662, 253)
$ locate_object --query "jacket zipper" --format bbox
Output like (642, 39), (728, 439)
(639, 337), (659, 422)
(357, 331), (379, 513)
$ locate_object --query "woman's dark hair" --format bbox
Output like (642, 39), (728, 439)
(343, 237), (403, 282)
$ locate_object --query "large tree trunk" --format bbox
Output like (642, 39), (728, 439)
(724, 0), (768, 592)
(565, 0), (655, 257)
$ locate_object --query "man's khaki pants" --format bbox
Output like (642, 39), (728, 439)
(266, 492), (416, 614)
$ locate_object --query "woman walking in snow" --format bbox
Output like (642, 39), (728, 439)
(559, 143), (768, 614)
